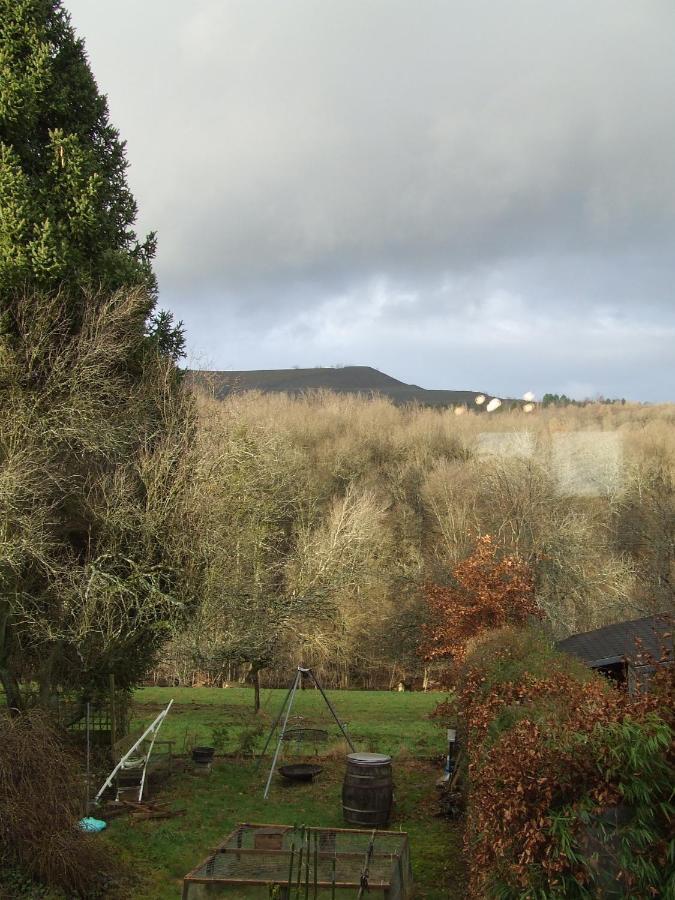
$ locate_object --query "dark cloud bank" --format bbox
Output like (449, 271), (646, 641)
(68, 0), (675, 400)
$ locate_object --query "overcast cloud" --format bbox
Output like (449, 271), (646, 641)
(67, 0), (675, 400)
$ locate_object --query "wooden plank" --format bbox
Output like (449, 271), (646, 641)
(239, 822), (406, 837)
(217, 848), (396, 861)
(183, 877), (385, 888)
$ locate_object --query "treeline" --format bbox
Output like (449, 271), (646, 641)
(157, 389), (675, 691)
(542, 393), (628, 407)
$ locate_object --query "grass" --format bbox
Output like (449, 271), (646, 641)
(104, 686), (465, 899)
(129, 686), (448, 758)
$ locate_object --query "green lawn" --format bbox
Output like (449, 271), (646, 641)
(128, 685), (449, 758)
(104, 686), (465, 899)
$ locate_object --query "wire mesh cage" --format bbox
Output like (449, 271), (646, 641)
(182, 823), (413, 900)
(54, 687), (130, 750)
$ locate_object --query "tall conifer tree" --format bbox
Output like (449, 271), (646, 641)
(0, 0), (159, 301)
(0, 1), (192, 710)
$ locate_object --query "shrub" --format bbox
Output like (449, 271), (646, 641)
(211, 725), (230, 753)
(454, 627), (674, 899)
(237, 723), (266, 757)
(0, 712), (119, 897)
(420, 537), (539, 669)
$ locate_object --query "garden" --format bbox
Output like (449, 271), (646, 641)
(1, 3), (673, 899)
(104, 686), (465, 899)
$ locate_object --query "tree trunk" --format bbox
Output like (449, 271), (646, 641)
(246, 663), (262, 712)
(253, 668), (260, 713)
(37, 642), (60, 707)
(0, 605), (23, 714)
(0, 665), (23, 715)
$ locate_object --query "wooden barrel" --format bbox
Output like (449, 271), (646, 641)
(342, 753), (393, 826)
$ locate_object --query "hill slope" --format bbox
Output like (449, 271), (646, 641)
(188, 366), (513, 408)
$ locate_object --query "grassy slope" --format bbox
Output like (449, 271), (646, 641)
(106, 687), (464, 899)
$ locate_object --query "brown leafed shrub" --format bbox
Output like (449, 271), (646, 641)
(420, 535), (540, 668)
(453, 627), (674, 899)
(0, 711), (119, 897)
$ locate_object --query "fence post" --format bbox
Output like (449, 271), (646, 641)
(109, 673), (116, 758)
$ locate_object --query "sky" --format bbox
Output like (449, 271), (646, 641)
(67, 0), (675, 401)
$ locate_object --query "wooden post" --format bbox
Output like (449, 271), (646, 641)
(109, 673), (117, 759)
(304, 828), (311, 900)
(254, 668), (261, 713)
(295, 825), (305, 900)
(313, 830), (318, 900)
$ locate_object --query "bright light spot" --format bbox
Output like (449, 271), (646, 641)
(475, 394), (486, 405)
(523, 402), (535, 413)
(478, 432), (534, 458)
(486, 397), (502, 412)
(552, 432), (622, 497)
(523, 391), (535, 402)
(454, 405), (466, 416)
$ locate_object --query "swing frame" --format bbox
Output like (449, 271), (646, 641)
(258, 666), (356, 799)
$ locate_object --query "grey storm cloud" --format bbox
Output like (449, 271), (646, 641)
(67, 0), (675, 400)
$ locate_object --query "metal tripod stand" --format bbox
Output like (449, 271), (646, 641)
(259, 666), (356, 799)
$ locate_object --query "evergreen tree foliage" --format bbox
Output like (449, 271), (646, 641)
(0, 1), (193, 710)
(0, 1), (160, 308)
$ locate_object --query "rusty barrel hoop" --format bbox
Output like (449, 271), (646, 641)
(342, 752), (393, 826)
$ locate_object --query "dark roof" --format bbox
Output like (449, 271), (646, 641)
(556, 614), (673, 668)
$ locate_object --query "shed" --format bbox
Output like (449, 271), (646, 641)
(556, 613), (672, 692)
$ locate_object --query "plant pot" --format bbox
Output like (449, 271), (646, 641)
(192, 746), (215, 765)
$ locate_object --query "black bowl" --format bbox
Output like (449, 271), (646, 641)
(278, 763), (323, 782)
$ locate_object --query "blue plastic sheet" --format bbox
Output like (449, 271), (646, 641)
(79, 816), (107, 832)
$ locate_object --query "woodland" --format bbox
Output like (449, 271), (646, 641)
(157, 389), (674, 695)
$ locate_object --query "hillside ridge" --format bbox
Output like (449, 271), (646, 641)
(188, 365), (513, 408)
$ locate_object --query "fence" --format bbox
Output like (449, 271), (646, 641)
(182, 823), (412, 900)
